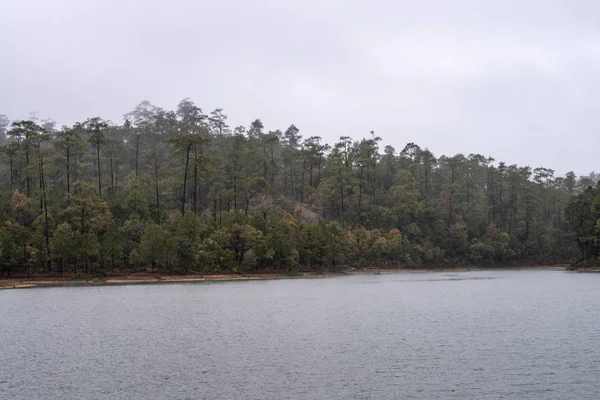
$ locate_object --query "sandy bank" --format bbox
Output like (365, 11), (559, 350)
(0, 265), (568, 290)
(0, 272), (345, 289)
(352, 265), (567, 274)
(566, 266), (600, 273)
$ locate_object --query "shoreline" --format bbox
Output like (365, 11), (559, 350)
(0, 272), (347, 290)
(567, 266), (600, 273)
(352, 265), (567, 274)
(0, 265), (568, 290)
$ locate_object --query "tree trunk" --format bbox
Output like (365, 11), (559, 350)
(291, 159), (295, 199)
(96, 139), (102, 195)
(110, 152), (114, 192)
(73, 154), (78, 191)
(499, 176), (503, 229)
(154, 157), (160, 224)
(317, 157), (322, 186)
(40, 152), (51, 272)
(300, 157), (306, 203)
(135, 134), (141, 177)
(263, 145), (267, 180)
(449, 167), (455, 229)
(193, 166), (198, 214)
(8, 158), (13, 192)
(233, 158), (238, 211)
(219, 187), (223, 228)
(39, 169), (43, 209)
(358, 166), (364, 224)
(283, 164), (287, 197)
(358, 183), (362, 225)
(212, 199), (217, 223)
(66, 147), (70, 198)
(81, 205), (85, 234)
(339, 167), (344, 229)
(26, 148), (30, 197)
(181, 143), (192, 215)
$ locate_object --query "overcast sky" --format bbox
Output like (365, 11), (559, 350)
(2, 0), (599, 175)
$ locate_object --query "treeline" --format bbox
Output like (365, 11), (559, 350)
(0, 100), (596, 276)
(566, 182), (600, 265)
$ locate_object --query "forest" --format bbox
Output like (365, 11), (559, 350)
(0, 99), (598, 277)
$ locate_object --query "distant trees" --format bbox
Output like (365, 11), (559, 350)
(55, 125), (83, 197)
(0, 98), (592, 277)
(566, 182), (600, 263)
(7, 120), (45, 197)
(0, 114), (10, 141)
(84, 118), (108, 195)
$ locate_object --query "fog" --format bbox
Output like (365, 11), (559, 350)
(2, 0), (599, 175)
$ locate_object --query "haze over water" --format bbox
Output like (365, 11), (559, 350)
(2, 270), (599, 399)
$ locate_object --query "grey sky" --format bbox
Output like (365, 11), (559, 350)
(2, 0), (599, 176)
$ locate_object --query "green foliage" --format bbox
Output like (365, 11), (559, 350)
(102, 221), (124, 271)
(566, 182), (600, 264)
(0, 101), (588, 276)
(126, 189), (150, 220)
(139, 222), (171, 272)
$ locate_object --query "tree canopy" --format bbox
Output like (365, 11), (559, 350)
(0, 102), (597, 277)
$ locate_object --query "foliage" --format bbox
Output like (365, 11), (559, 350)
(0, 99), (591, 276)
(565, 182), (600, 264)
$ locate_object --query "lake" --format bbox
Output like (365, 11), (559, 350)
(1, 270), (599, 399)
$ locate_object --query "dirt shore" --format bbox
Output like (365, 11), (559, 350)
(352, 265), (567, 274)
(0, 272), (345, 290)
(566, 266), (600, 273)
(0, 265), (568, 290)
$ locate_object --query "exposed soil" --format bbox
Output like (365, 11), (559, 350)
(0, 271), (344, 289)
(566, 266), (600, 273)
(352, 265), (567, 274)
(0, 265), (569, 290)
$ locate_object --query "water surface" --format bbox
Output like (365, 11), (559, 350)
(1, 270), (599, 399)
